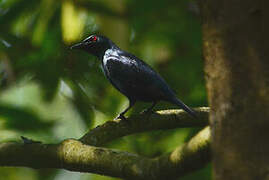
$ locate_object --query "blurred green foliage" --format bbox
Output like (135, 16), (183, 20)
(0, 0), (209, 179)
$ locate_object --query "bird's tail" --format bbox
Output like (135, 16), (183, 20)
(170, 97), (197, 118)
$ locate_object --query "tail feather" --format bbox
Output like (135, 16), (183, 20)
(171, 98), (197, 118)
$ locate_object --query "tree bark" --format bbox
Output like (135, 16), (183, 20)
(200, 0), (269, 179)
(0, 108), (210, 180)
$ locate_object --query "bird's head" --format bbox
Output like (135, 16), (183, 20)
(70, 35), (114, 58)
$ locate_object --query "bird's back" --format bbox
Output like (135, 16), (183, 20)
(102, 49), (177, 102)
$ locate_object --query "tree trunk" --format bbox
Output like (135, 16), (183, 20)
(200, 0), (269, 179)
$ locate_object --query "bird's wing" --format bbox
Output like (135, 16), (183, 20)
(104, 54), (176, 101)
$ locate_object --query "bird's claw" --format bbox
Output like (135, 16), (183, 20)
(21, 136), (41, 145)
(114, 114), (126, 121)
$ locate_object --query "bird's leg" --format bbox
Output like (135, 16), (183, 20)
(114, 99), (136, 120)
(142, 101), (157, 114)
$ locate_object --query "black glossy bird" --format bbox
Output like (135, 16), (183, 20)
(71, 35), (197, 119)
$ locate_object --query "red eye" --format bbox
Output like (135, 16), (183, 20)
(91, 36), (97, 42)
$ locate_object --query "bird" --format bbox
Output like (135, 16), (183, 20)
(71, 34), (197, 120)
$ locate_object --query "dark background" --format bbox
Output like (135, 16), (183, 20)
(0, 0), (209, 179)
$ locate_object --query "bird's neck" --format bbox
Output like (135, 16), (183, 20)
(101, 47), (120, 61)
(96, 42), (120, 60)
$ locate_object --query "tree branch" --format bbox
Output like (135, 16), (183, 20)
(0, 127), (210, 180)
(80, 107), (209, 146)
(0, 107), (210, 179)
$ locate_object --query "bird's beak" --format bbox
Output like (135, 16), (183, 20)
(70, 42), (84, 50)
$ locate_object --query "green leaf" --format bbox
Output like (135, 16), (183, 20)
(0, 103), (55, 132)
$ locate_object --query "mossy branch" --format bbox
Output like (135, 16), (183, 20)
(0, 107), (210, 179)
(80, 107), (209, 146)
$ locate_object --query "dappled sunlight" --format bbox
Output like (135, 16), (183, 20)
(61, 0), (87, 44)
(0, 81), (87, 141)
